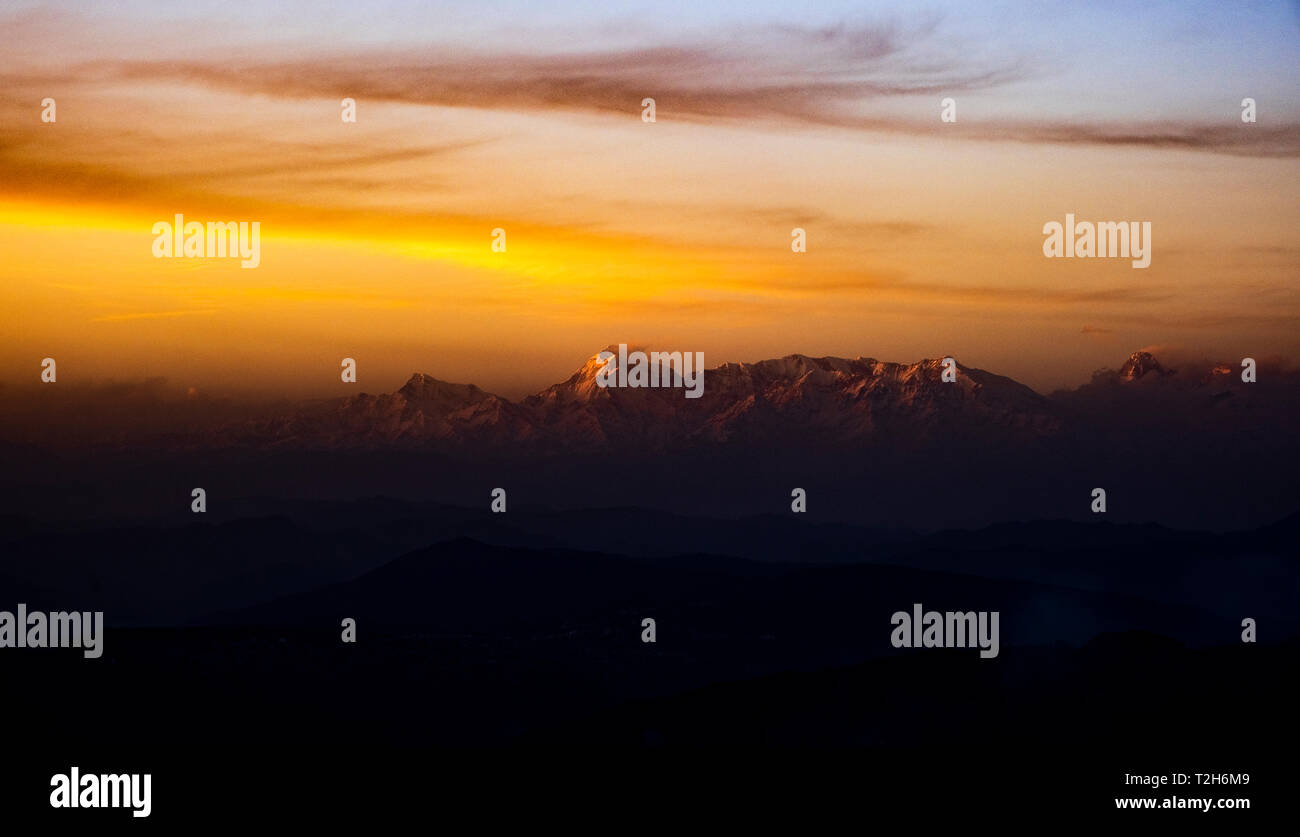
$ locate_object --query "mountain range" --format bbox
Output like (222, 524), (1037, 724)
(3, 348), (1295, 529)
(208, 348), (1294, 453)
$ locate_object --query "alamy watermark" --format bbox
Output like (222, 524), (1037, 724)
(0, 605), (103, 658)
(890, 604), (999, 659)
(50, 768), (150, 818)
(596, 344), (705, 399)
(1043, 213), (1151, 269)
(152, 213), (260, 268)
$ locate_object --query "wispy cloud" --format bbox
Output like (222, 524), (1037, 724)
(85, 20), (1011, 114)
(6, 19), (1288, 158)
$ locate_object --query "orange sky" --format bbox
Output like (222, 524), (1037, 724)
(2, 5), (1297, 399)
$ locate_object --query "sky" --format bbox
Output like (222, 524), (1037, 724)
(1, 0), (1297, 399)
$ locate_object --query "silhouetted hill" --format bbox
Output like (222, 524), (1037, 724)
(209, 535), (1224, 660)
(2, 502), (1295, 633)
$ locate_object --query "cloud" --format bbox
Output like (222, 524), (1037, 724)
(2, 17), (1029, 130)
(1, 19), (1283, 158)
(83, 19), (1014, 115)
(942, 120), (1300, 158)
(740, 272), (1179, 306)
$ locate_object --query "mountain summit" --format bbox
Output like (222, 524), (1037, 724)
(1118, 351), (1174, 381)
